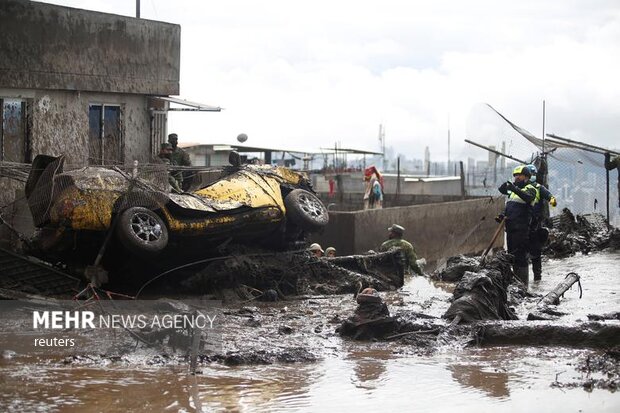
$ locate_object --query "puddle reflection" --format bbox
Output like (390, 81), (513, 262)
(346, 349), (392, 390)
(448, 364), (510, 399)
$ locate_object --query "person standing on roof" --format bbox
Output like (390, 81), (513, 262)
(498, 165), (537, 287)
(526, 164), (557, 281)
(379, 224), (422, 275)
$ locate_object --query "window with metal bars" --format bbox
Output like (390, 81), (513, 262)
(88, 104), (123, 165)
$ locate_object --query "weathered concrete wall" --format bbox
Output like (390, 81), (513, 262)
(28, 90), (151, 165)
(312, 197), (505, 263)
(0, 181), (32, 249)
(0, 0), (180, 95)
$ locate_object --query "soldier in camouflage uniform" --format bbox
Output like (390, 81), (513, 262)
(153, 142), (182, 192)
(168, 133), (192, 190)
(379, 224), (423, 275)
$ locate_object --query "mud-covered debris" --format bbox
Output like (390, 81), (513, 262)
(526, 307), (569, 321)
(338, 289), (398, 340)
(442, 251), (517, 324)
(587, 311), (620, 321)
(212, 348), (318, 365)
(545, 209), (617, 258)
(432, 255), (481, 282)
(0, 247), (82, 297)
(181, 246), (405, 300)
(472, 322), (620, 347)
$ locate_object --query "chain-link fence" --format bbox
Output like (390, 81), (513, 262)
(466, 103), (619, 226)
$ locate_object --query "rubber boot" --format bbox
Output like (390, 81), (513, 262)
(532, 257), (542, 281)
(514, 266), (529, 288)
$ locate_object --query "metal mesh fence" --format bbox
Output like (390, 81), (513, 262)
(466, 103), (619, 226)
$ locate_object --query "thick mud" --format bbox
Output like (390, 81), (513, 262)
(0, 251), (618, 412)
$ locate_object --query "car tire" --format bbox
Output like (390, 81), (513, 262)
(116, 207), (168, 255)
(284, 189), (329, 230)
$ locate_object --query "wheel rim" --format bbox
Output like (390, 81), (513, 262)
(298, 193), (326, 220)
(129, 212), (163, 243)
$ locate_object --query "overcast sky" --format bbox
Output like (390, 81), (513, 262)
(42, 0), (620, 161)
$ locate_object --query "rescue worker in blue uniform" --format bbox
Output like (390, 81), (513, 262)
(526, 164), (557, 281)
(498, 165), (537, 286)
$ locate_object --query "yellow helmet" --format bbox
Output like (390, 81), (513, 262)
(512, 165), (531, 177)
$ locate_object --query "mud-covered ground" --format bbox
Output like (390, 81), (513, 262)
(1, 250), (619, 412)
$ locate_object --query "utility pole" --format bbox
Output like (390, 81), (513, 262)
(378, 124), (386, 171)
(136, 0), (140, 18)
(542, 100), (546, 156)
(447, 113), (451, 175)
(396, 156), (401, 204)
(541, 100), (550, 218)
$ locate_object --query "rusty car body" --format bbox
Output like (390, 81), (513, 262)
(25, 154), (328, 258)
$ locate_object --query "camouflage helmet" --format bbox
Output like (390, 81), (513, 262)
(309, 243), (323, 253)
(387, 224), (405, 235)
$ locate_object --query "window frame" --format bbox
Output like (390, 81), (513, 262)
(88, 103), (123, 165)
(0, 97), (31, 163)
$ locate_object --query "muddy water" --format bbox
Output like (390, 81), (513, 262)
(1, 252), (618, 412)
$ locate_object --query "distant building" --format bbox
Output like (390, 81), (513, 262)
(181, 143), (301, 168)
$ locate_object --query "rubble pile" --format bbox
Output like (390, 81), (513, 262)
(180, 247), (405, 300)
(442, 251), (518, 324)
(545, 208), (618, 258)
(431, 255), (481, 282)
(337, 289), (398, 340)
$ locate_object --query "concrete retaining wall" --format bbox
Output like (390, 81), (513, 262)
(312, 197), (505, 263)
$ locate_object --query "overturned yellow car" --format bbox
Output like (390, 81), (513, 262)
(26, 153), (328, 257)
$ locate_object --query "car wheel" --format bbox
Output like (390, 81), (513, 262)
(116, 207), (168, 254)
(284, 189), (329, 230)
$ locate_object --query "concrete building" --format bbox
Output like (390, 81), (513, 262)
(0, 0), (218, 244)
(0, 0), (184, 167)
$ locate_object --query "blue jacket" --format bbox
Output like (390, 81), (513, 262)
(531, 182), (553, 220)
(499, 181), (536, 231)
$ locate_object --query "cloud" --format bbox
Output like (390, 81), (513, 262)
(41, 0), (620, 159)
